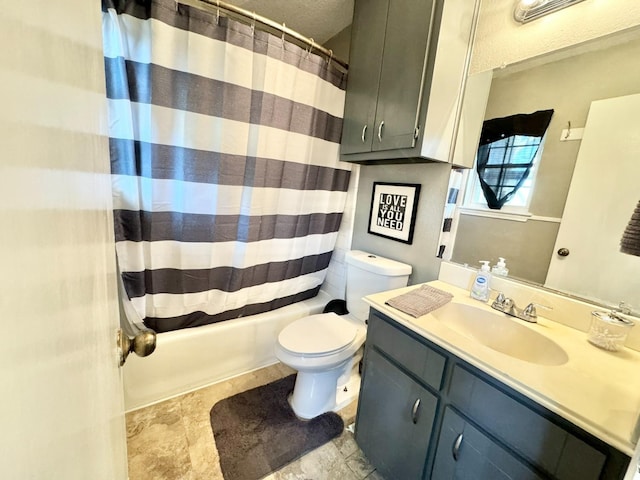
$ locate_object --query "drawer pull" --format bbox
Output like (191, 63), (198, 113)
(361, 124), (367, 143)
(411, 398), (421, 424)
(452, 433), (463, 461)
(377, 120), (385, 142)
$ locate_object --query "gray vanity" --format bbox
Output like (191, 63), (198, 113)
(356, 309), (630, 479)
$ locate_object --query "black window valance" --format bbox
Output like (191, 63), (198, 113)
(477, 109), (554, 209)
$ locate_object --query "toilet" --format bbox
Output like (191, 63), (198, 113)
(275, 250), (412, 419)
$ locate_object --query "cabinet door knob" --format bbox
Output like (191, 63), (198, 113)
(361, 124), (368, 143)
(452, 433), (463, 461)
(377, 120), (385, 142)
(411, 398), (421, 424)
(557, 247), (570, 257)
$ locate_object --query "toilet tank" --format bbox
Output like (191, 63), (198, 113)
(345, 250), (412, 321)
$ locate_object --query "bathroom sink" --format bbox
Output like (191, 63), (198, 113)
(429, 302), (569, 366)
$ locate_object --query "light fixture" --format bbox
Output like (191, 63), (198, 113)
(620, 200), (640, 257)
(514, 0), (587, 24)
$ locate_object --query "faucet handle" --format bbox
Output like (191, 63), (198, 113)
(492, 292), (506, 309)
(492, 292), (515, 313)
(523, 303), (552, 320)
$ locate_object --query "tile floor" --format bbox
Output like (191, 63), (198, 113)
(126, 363), (385, 480)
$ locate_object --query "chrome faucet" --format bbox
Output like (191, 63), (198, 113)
(491, 292), (552, 323)
(493, 292), (516, 315)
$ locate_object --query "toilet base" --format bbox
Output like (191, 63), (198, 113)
(333, 369), (361, 413)
(289, 365), (345, 420)
(288, 355), (363, 420)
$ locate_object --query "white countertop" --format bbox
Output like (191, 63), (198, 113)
(364, 280), (640, 456)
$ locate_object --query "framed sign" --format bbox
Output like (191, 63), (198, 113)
(368, 182), (421, 244)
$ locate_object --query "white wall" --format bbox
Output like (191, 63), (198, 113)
(471, 0), (640, 73)
(0, 2), (127, 478)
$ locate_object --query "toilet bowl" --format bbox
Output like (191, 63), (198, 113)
(275, 250), (412, 419)
(275, 313), (366, 419)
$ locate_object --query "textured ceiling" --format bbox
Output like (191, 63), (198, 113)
(232, 0), (354, 44)
(471, 0), (640, 73)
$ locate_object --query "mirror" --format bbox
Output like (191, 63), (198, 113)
(450, 27), (640, 309)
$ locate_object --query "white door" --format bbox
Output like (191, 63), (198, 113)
(0, 3), (128, 479)
(545, 93), (640, 306)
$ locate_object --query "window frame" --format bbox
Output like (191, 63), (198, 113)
(463, 133), (547, 217)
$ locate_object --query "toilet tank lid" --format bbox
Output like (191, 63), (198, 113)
(345, 250), (412, 276)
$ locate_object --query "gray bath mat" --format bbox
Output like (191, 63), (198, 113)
(210, 374), (344, 480)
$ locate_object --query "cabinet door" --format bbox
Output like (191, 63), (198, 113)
(356, 347), (438, 480)
(432, 408), (545, 480)
(448, 365), (607, 480)
(373, 0), (435, 152)
(340, 0), (388, 155)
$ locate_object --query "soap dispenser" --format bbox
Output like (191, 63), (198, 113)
(471, 261), (491, 302)
(492, 257), (509, 277)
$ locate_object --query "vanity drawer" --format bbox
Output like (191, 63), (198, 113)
(367, 312), (446, 391)
(448, 365), (606, 480)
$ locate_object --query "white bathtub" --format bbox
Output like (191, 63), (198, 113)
(123, 291), (331, 411)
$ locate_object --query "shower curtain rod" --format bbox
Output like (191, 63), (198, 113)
(175, 0), (349, 73)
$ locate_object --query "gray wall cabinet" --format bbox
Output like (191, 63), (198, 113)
(355, 310), (630, 479)
(341, 0), (484, 166)
(341, 0), (435, 156)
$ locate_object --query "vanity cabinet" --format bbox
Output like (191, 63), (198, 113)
(356, 309), (447, 478)
(355, 310), (630, 480)
(357, 348), (438, 479)
(447, 365), (609, 480)
(341, 0), (483, 165)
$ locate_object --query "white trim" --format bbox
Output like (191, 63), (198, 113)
(530, 215), (562, 223)
(458, 206), (561, 223)
(458, 206), (531, 222)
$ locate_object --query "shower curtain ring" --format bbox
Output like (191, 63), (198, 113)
(327, 49), (333, 67)
(281, 23), (287, 53)
(216, 0), (220, 24)
(306, 38), (315, 58)
(251, 11), (256, 36)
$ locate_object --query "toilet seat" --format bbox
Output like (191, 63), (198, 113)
(278, 313), (358, 357)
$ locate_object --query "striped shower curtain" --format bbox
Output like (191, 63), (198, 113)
(102, 0), (350, 333)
